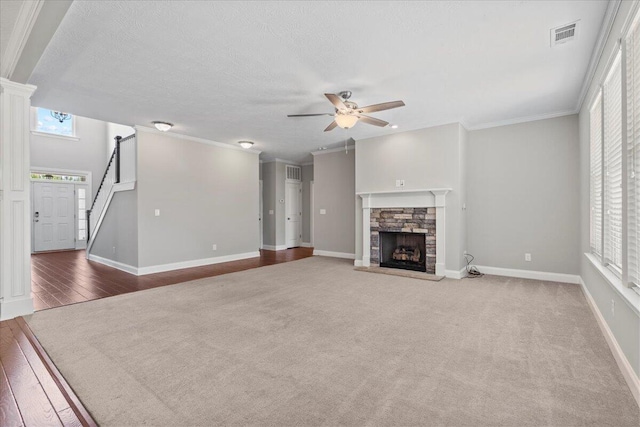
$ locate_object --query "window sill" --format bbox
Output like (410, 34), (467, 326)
(31, 130), (80, 141)
(584, 252), (640, 316)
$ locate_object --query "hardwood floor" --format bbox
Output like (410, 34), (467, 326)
(31, 248), (314, 311)
(1, 247), (313, 426)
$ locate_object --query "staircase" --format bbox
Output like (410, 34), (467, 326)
(86, 134), (136, 255)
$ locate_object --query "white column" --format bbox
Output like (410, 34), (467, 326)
(431, 189), (449, 277)
(362, 207), (371, 267)
(0, 78), (36, 320)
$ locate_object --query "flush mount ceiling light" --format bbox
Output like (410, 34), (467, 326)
(390, 124), (399, 129)
(152, 121), (173, 132)
(238, 141), (254, 149)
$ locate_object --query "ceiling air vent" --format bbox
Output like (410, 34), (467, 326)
(551, 21), (579, 47)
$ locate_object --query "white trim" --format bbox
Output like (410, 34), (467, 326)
(579, 276), (640, 407)
(261, 244), (288, 251)
(137, 251), (260, 276)
(576, 0), (622, 112)
(311, 145), (355, 156)
(445, 267), (468, 280)
(88, 254), (138, 275)
(356, 188), (452, 197)
(113, 181), (135, 192)
(474, 265), (580, 284)
(30, 130), (79, 142)
(261, 158), (301, 165)
(354, 259), (363, 267)
(301, 242), (312, 248)
(585, 253), (640, 315)
(0, 0), (44, 79)
(0, 296), (34, 321)
(313, 250), (356, 260)
(135, 126), (262, 154)
(465, 109), (577, 131)
(301, 162), (313, 166)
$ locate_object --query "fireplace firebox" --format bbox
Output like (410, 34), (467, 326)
(379, 231), (427, 273)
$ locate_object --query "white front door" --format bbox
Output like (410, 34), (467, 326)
(33, 182), (75, 252)
(285, 181), (302, 248)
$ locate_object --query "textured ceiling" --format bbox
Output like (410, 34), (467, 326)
(29, 1), (608, 162)
(0, 1), (23, 62)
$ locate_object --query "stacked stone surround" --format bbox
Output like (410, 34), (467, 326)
(370, 208), (436, 273)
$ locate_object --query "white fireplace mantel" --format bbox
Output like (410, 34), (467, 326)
(358, 188), (451, 276)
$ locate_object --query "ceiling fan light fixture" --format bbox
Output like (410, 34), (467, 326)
(238, 141), (254, 149)
(334, 114), (358, 129)
(152, 121), (173, 132)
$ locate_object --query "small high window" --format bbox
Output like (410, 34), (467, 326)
(35, 108), (75, 137)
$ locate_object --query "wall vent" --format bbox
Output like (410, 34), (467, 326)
(551, 21), (579, 47)
(286, 165), (301, 182)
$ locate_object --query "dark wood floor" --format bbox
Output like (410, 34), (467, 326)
(2, 248), (313, 426)
(31, 248), (314, 311)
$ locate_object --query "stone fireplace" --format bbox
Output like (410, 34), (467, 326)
(358, 189), (450, 276)
(371, 209), (436, 273)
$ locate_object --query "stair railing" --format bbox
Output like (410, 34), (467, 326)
(86, 133), (135, 244)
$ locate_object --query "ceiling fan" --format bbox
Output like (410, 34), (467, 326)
(287, 91), (405, 132)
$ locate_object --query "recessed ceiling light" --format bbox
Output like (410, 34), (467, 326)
(152, 121), (173, 132)
(238, 141), (254, 149)
(390, 124), (399, 129)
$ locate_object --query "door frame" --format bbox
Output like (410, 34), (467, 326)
(259, 180), (263, 250)
(30, 167), (92, 253)
(310, 181), (314, 247)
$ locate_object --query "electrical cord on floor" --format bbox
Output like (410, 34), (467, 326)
(464, 253), (484, 278)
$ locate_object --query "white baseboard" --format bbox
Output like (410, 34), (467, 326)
(0, 297), (34, 321)
(88, 254), (138, 275)
(354, 259), (363, 267)
(261, 244), (288, 251)
(137, 251), (260, 275)
(579, 278), (640, 407)
(445, 267), (468, 279)
(313, 250), (356, 260)
(301, 242), (312, 248)
(474, 265), (580, 284)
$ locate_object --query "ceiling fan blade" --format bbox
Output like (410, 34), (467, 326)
(357, 115), (389, 127)
(325, 93), (347, 110)
(287, 113), (334, 117)
(324, 121), (338, 132)
(357, 100), (405, 114)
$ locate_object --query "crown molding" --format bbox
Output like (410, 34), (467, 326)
(465, 109), (577, 131)
(0, 77), (37, 96)
(301, 161), (314, 166)
(260, 158), (300, 165)
(0, 0), (44, 79)
(311, 145), (355, 156)
(135, 126), (262, 154)
(575, 0), (622, 113)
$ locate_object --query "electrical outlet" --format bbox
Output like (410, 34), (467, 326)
(212, 244), (217, 251)
(112, 246), (116, 254)
(154, 209), (160, 216)
(320, 209), (326, 215)
(269, 210), (274, 215)
(525, 253), (532, 262)
(611, 299), (615, 317)
(395, 180), (401, 187)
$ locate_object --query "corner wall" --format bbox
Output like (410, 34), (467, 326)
(467, 115), (580, 275)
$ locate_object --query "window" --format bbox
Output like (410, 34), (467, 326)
(590, 8), (640, 289)
(627, 12), (640, 287)
(35, 108), (75, 136)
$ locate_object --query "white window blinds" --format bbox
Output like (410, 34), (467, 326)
(603, 53), (623, 270)
(590, 94), (603, 256)
(627, 18), (640, 286)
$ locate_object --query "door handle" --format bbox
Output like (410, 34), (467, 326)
(34, 219), (39, 222)
(34, 211), (39, 218)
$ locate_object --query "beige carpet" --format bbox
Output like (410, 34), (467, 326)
(354, 265), (443, 281)
(27, 256), (638, 426)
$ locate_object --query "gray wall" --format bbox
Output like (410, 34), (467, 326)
(301, 164), (313, 244)
(313, 149), (355, 255)
(136, 131), (259, 267)
(30, 111), (109, 201)
(577, 0), (640, 377)
(262, 162), (276, 247)
(467, 115), (580, 274)
(91, 189), (139, 267)
(355, 123), (467, 271)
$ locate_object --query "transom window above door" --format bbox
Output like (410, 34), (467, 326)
(34, 108), (75, 137)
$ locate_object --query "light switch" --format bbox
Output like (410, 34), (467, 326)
(320, 209), (326, 215)
(154, 209), (160, 216)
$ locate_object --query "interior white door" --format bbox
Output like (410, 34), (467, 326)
(285, 181), (302, 248)
(33, 182), (75, 252)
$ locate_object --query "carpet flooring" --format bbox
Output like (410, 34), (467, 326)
(26, 256), (639, 426)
